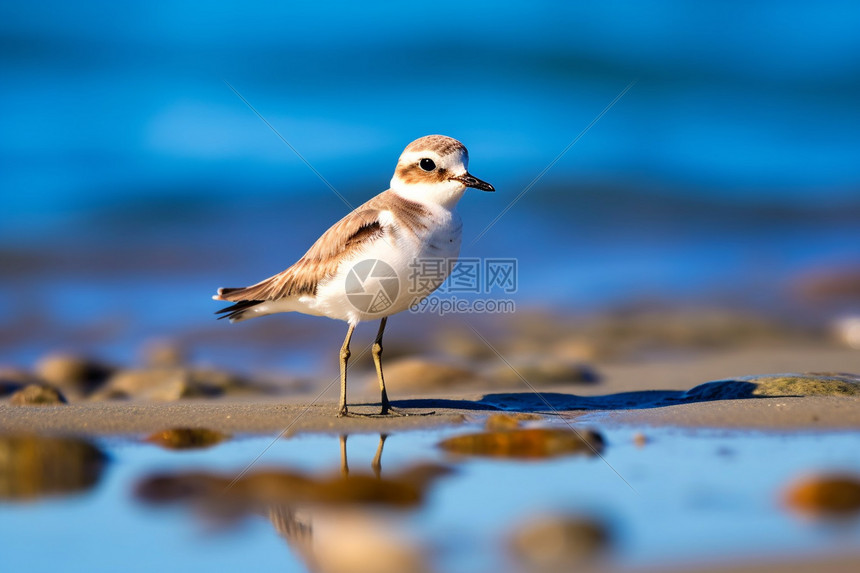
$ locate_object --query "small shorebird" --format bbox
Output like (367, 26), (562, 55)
(214, 135), (494, 416)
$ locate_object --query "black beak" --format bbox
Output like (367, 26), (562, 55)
(450, 172), (495, 192)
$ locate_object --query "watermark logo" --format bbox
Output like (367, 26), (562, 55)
(345, 259), (400, 314)
(408, 257), (518, 315)
(408, 258), (518, 294)
(345, 257), (517, 316)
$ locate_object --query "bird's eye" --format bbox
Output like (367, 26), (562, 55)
(419, 158), (436, 171)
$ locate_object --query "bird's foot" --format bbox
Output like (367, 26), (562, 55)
(338, 406), (435, 418)
(380, 405), (435, 417)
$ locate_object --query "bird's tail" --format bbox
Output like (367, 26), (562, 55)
(213, 287), (264, 322)
(214, 299), (263, 322)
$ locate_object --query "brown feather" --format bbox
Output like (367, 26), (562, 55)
(216, 191), (430, 302)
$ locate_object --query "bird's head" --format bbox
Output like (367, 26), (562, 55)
(391, 135), (494, 209)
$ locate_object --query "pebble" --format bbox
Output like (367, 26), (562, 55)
(683, 372), (860, 400)
(145, 428), (229, 450)
(483, 356), (598, 387)
(92, 367), (252, 401)
(0, 368), (36, 397)
(439, 428), (604, 459)
(368, 358), (479, 392)
(784, 473), (860, 517)
(484, 413), (544, 431)
(509, 513), (611, 568)
(34, 353), (113, 397)
(141, 339), (187, 368)
(9, 384), (67, 406)
(94, 368), (193, 401)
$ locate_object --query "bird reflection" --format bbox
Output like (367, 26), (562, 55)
(135, 434), (448, 573)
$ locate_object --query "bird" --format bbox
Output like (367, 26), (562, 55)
(213, 135), (494, 417)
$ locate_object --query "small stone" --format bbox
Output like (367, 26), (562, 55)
(683, 372), (860, 400)
(633, 432), (648, 447)
(753, 373), (860, 397)
(485, 413), (544, 431)
(9, 384), (67, 406)
(509, 514), (611, 568)
(369, 358), (479, 392)
(146, 428), (229, 450)
(439, 428), (604, 459)
(483, 357), (598, 387)
(784, 473), (860, 517)
(434, 329), (497, 360)
(95, 368), (193, 401)
(34, 353), (112, 397)
(141, 339), (187, 368)
(93, 367), (254, 401)
(186, 368), (250, 396)
(0, 368), (36, 397)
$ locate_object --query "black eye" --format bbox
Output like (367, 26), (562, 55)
(419, 158), (436, 171)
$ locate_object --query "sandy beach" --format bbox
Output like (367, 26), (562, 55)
(3, 346), (858, 436)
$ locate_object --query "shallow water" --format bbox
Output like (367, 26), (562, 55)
(2, 424), (859, 572)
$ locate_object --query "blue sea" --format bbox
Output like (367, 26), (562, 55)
(2, 1), (859, 368)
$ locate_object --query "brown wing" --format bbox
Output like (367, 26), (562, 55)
(216, 207), (384, 302)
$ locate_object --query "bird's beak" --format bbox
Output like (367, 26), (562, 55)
(450, 172), (495, 192)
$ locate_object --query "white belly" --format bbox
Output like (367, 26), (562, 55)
(310, 208), (462, 324)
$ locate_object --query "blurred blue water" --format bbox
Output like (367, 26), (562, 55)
(1, 428), (859, 572)
(2, 2), (860, 365)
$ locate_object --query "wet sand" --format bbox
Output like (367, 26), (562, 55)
(3, 346), (858, 436)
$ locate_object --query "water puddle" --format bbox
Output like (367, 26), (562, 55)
(2, 425), (860, 572)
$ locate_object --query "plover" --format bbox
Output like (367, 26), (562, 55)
(214, 135), (494, 416)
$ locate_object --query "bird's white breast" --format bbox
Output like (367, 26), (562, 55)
(310, 204), (462, 324)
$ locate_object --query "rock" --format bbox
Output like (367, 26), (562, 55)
(484, 413), (544, 431)
(368, 358), (479, 392)
(548, 337), (603, 362)
(509, 514), (611, 568)
(633, 432), (648, 447)
(439, 428), (604, 459)
(434, 328), (497, 360)
(504, 307), (818, 363)
(146, 428), (230, 450)
(93, 367), (252, 401)
(783, 473), (860, 517)
(482, 356), (598, 387)
(141, 339), (187, 368)
(94, 368), (195, 401)
(684, 372), (860, 400)
(0, 368), (36, 397)
(186, 368), (252, 395)
(0, 436), (106, 500)
(9, 384), (67, 405)
(34, 353), (113, 397)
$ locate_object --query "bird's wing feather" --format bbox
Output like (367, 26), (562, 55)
(216, 207), (384, 302)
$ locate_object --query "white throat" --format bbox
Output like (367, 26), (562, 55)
(389, 176), (467, 210)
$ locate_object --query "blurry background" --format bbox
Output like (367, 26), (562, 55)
(2, 1), (859, 373)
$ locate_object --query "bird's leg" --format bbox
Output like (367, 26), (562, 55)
(339, 434), (349, 476)
(372, 318), (434, 417)
(337, 323), (356, 417)
(372, 317), (396, 414)
(371, 434), (387, 478)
